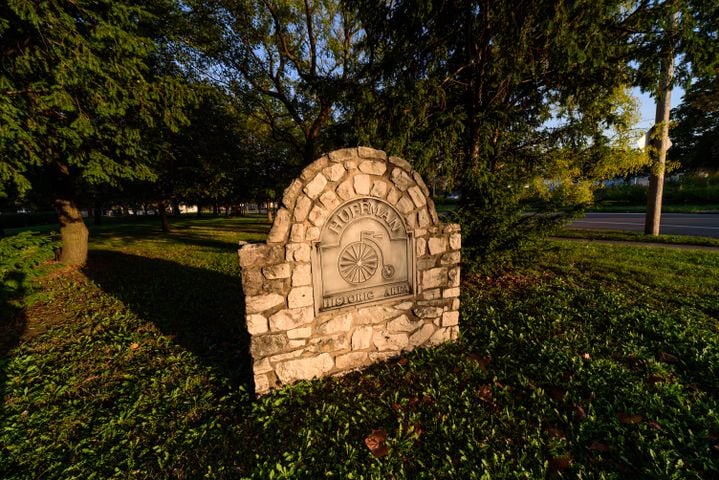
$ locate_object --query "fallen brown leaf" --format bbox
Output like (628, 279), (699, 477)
(657, 351), (679, 364)
(130, 342), (140, 350)
(545, 426), (566, 439)
(588, 441), (610, 452)
(647, 421), (662, 430)
(618, 412), (643, 425)
(364, 428), (389, 458)
(478, 384), (493, 403)
(573, 405), (587, 422)
(548, 455), (573, 473)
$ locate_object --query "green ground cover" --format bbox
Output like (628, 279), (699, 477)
(1, 218), (718, 478)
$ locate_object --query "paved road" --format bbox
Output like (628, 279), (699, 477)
(570, 213), (719, 238)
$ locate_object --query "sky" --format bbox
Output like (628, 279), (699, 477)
(632, 86), (685, 133)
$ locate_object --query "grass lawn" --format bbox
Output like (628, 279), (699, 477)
(1, 217), (718, 478)
(555, 228), (719, 248)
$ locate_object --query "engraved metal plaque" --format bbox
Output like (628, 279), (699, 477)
(313, 198), (415, 313)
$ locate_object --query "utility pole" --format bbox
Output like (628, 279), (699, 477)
(644, 10), (678, 236)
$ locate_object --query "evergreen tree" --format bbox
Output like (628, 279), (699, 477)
(0, 0), (189, 265)
(349, 0), (646, 272)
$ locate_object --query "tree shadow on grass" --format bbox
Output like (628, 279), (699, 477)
(83, 250), (253, 390)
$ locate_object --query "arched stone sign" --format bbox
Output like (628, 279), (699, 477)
(238, 147), (460, 394)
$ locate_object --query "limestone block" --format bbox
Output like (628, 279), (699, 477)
(300, 156), (329, 181)
(417, 209), (431, 228)
(305, 226), (320, 241)
(253, 357), (273, 374)
(429, 327), (451, 345)
(269, 307), (313, 331)
(308, 204), (328, 227)
(391, 168), (414, 191)
(344, 160), (358, 171)
(429, 203), (440, 223)
(406, 212), (417, 229)
(389, 156), (412, 171)
(358, 160), (387, 175)
(275, 353), (334, 383)
(387, 314), (422, 333)
(385, 188), (400, 207)
(329, 148), (356, 162)
(238, 243), (269, 268)
(443, 287), (460, 298)
(442, 311), (460, 327)
(413, 306), (444, 319)
(294, 195), (313, 222)
(288, 339), (306, 348)
(304, 173), (328, 200)
(290, 223), (305, 243)
(422, 267), (448, 289)
(441, 251), (461, 266)
(408, 186), (427, 208)
(397, 195), (414, 215)
(269, 349), (304, 362)
(452, 298), (460, 310)
(370, 179), (388, 198)
(355, 305), (398, 324)
(336, 352), (369, 370)
(449, 233), (461, 250)
(241, 270), (264, 296)
(428, 237), (448, 255)
(354, 174), (372, 195)
(309, 333), (350, 352)
(288, 286), (314, 309)
(292, 263), (312, 287)
(246, 293), (285, 314)
(394, 301), (413, 310)
(417, 258), (438, 270)
(319, 190), (340, 211)
(246, 314), (268, 335)
(282, 179), (303, 210)
(370, 352), (397, 363)
(412, 171), (430, 196)
(336, 178), (356, 201)
(316, 312), (352, 335)
(287, 327), (312, 339)
(409, 324), (435, 347)
(422, 289), (441, 300)
(448, 266), (461, 287)
(267, 208), (291, 243)
(323, 163), (346, 182)
(254, 374), (270, 392)
(373, 329), (409, 351)
(358, 146), (387, 160)
(352, 325), (373, 350)
(262, 263), (291, 280)
(286, 243), (311, 262)
(251, 333), (288, 357)
(415, 228), (427, 237)
(416, 238), (427, 257)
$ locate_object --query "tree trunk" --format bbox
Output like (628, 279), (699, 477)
(55, 197), (89, 266)
(159, 201), (171, 233)
(93, 201), (102, 226)
(54, 160), (89, 266)
(171, 200), (181, 217)
(644, 11), (678, 236)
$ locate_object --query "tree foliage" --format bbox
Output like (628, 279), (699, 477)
(672, 75), (719, 171)
(0, 0), (191, 263)
(187, 0), (368, 165)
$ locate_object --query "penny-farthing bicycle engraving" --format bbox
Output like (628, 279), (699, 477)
(338, 241), (379, 284)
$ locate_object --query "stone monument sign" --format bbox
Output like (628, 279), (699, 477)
(238, 147), (461, 394)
